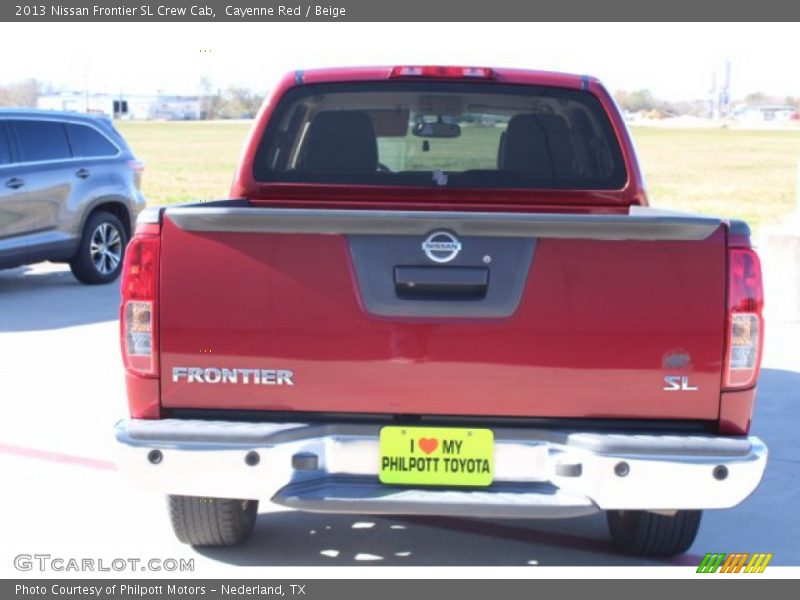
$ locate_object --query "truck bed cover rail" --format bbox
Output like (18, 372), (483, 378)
(160, 206), (722, 241)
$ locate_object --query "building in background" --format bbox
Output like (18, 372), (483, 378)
(37, 91), (201, 120)
(732, 105), (797, 122)
(147, 95), (202, 120)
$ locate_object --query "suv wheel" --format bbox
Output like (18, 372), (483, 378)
(607, 509), (702, 556)
(70, 211), (127, 284)
(168, 495), (258, 547)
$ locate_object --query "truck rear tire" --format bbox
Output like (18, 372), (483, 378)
(606, 509), (702, 556)
(168, 495), (258, 547)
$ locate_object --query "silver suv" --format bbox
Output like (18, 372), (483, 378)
(0, 109), (145, 284)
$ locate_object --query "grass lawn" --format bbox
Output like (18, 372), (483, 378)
(116, 121), (252, 205)
(116, 120), (800, 232)
(631, 127), (800, 231)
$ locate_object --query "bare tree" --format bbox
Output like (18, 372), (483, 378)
(614, 89), (658, 113)
(0, 79), (42, 107)
(197, 78), (264, 119)
(198, 76), (223, 119)
(220, 86), (263, 119)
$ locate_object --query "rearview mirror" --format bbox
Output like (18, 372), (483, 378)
(412, 121), (461, 138)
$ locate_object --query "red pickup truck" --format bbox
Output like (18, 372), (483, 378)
(115, 66), (767, 557)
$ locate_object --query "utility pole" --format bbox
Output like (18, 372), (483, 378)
(709, 70), (718, 119)
(721, 60), (731, 117)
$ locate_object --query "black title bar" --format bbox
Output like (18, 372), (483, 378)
(3, 0), (800, 21)
(3, 579), (793, 600)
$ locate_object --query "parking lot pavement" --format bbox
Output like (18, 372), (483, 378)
(1, 262), (798, 573)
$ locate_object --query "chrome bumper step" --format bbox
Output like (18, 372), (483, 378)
(272, 477), (598, 519)
(115, 419), (768, 514)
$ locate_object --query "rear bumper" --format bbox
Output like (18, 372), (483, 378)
(115, 419), (767, 518)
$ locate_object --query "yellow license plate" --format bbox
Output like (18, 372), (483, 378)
(379, 426), (494, 487)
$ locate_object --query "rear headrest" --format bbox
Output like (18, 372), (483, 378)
(303, 110), (378, 174)
(500, 114), (576, 178)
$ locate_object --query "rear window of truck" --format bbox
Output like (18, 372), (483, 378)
(254, 81), (627, 190)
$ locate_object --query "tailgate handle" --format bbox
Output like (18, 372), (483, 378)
(394, 266), (488, 300)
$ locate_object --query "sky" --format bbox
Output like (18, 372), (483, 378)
(1, 22), (798, 101)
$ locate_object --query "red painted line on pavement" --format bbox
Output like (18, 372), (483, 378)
(0, 442), (117, 471)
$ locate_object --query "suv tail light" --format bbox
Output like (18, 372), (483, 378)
(127, 160), (145, 173)
(128, 160), (145, 189)
(120, 231), (159, 378)
(390, 66), (494, 79)
(723, 247), (764, 389)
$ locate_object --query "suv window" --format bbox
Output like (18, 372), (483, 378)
(0, 123), (11, 165)
(255, 81), (627, 191)
(12, 120), (72, 162)
(67, 123), (119, 157)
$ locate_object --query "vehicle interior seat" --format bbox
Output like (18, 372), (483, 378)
(302, 110), (379, 173)
(500, 113), (577, 179)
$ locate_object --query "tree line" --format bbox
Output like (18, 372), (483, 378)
(614, 88), (800, 117)
(1, 78), (796, 120)
(0, 77), (264, 119)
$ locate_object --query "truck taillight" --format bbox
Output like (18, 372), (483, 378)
(121, 232), (159, 378)
(390, 66), (494, 79)
(724, 247), (763, 389)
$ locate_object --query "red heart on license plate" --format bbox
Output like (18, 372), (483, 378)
(419, 438), (438, 454)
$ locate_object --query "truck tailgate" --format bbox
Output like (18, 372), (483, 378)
(158, 206), (727, 421)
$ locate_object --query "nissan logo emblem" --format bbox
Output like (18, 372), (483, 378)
(422, 231), (462, 263)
